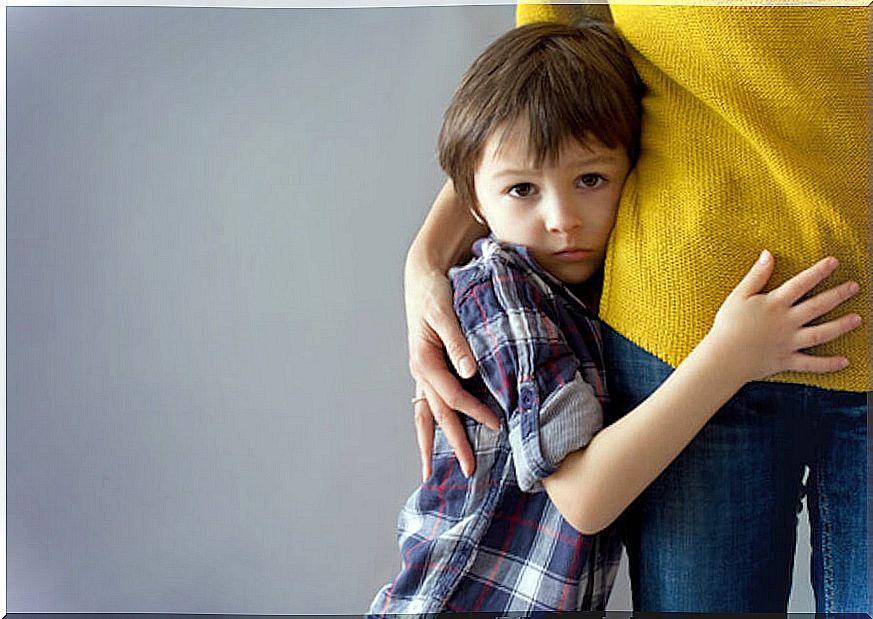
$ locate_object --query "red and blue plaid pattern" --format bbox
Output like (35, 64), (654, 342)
(370, 238), (620, 615)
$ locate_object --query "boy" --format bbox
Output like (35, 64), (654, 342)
(369, 22), (860, 614)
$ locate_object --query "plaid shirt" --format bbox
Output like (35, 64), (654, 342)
(369, 237), (621, 615)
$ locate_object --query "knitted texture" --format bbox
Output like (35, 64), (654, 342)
(517, 4), (869, 391)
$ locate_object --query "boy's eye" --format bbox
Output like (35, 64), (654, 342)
(507, 183), (536, 198)
(577, 174), (605, 188)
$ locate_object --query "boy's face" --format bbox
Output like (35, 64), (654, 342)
(473, 123), (631, 284)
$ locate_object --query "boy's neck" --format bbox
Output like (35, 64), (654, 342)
(566, 267), (603, 315)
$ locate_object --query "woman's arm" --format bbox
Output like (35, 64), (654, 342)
(543, 251), (861, 534)
(406, 180), (483, 280)
(404, 179), (496, 480)
(409, 4), (620, 480)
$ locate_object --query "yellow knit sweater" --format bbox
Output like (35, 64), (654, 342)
(518, 3), (870, 392)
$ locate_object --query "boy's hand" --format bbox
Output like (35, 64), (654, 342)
(405, 267), (500, 481)
(705, 250), (861, 384)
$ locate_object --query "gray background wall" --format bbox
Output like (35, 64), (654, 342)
(7, 5), (815, 613)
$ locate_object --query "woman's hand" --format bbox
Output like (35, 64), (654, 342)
(705, 250), (861, 383)
(405, 263), (499, 481)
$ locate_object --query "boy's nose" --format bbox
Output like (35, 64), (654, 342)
(543, 194), (582, 233)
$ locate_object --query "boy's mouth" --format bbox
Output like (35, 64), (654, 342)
(553, 248), (594, 261)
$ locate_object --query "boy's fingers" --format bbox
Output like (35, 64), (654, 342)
(733, 249), (775, 297)
(792, 280), (860, 325)
(414, 394), (435, 482)
(773, 256), (839, 305)
(784, 352), (850, 374)
(795, 313), (862, 350)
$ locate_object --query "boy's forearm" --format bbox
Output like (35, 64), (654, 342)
(542, 335), (746, 534)
(405, 179), (486, 279)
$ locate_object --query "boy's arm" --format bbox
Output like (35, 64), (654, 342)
(407, 4), (618, 481)
(455, 245), (605, 492)
(542, 251), (862, 534)
(405, 179), (496, 480)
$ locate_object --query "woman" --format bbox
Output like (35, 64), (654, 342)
(402, 4), (869, 613)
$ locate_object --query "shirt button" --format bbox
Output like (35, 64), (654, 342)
(519, 387), (536, 411)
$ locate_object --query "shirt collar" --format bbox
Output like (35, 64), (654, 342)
(473, 235), (600, 316)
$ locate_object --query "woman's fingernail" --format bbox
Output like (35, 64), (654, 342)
(758, 249), (771, 264)
(848, 281), (860, 295)
(459, 357), (475, 378)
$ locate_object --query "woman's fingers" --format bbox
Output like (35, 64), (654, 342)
(426, 296), (478, 379)
(410, 334), (498, 428)
(413, 381), (481, 480)
(792, 280), (860, 325)
(414, 391), (435, 482)
(424, 384), (476, 477)
(407, 333), (498, 479)
(404, 268), (498, 479)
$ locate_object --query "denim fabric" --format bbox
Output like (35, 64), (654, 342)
(602, 325), (869, 613)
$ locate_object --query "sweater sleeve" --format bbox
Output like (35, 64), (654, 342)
(516, 3), (612, 27)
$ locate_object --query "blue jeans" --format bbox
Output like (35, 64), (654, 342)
(602, 326), (869, 613)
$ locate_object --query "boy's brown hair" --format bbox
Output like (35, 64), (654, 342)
(438, 20), (642, 210)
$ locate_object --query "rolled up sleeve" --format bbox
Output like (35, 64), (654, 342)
(454, 254), (603, 493)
